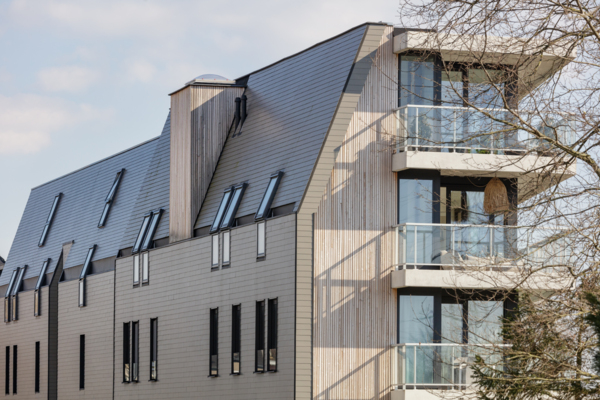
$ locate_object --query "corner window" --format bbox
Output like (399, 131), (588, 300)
(232, 305), (241, 374)
(222, 232), (230, 266)
(34, 259), (50, 317)
(267, 298), (278, 372)
(209, 308), (218, 377)
(79, 246), (96, 307)
(150, 318), (158, 381)
(98, 169), (124, 228)
(256, 171), (284, 220)
(220, 184), (247, 230)
(39, 194), (62, 247)
(255, 301), (265, 372)
(257, 222), (266, 258)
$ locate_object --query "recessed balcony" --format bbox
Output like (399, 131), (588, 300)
(391, 105), (577, 200)
(391, 223), (571, 290)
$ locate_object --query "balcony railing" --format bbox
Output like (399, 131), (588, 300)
(396, 223), (571, 270)
(392, 343), (509, 390)
(395, 105), (576, 153)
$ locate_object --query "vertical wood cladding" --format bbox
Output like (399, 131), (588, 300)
(313, 26), (397, 399)
(169, 85), (243, 242)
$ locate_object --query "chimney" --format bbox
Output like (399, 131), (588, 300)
(169, 74), (244, 242)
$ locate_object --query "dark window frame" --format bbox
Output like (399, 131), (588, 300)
(132, 213), (151, 254)
(34, 259), (50, 317)
(267, 298), (278, 372)
(38, 193), (62, 247)
(12, 345), (16, 394)
(79, 335), (85, 390)
(210, 187), (234, 233)
(123, 322), (130, 383)
(98, 169), (125, 228)
(141, 209), (164, 252)
(150, 318), (158, 381)
(222, 231), (230, 267)
(255, 301), (265, 373)
(255, 171), (284, 220)
(211, 235), (219, 269)
(4, 346), (8, 395)
(257, 221), (266, 259)
(220, 183), (248, 230)
(231, 304), (241, 375)
(78, 246), (96, 308)
(35, 341), (40, 393)
(11, 266), (27, 322)
(4, 270), (17, 323)
(209, 308), (218, 377)
(132, 321), (139, 382)
(133, 254), (140, 287)
(141, 252), (150, 285)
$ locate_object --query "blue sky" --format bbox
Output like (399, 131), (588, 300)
(0, 0), (400, 258)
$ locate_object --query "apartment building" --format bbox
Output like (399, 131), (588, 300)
(0, 22), (575, 400)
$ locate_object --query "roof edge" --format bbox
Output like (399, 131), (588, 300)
(235, 21), (391, 81)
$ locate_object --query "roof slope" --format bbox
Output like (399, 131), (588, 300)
(121, 113), (171, 248)
(0, 120), (168, 285)
(195, 24), (368, 228)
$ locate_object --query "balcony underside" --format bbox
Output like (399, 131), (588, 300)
(392, 151), (576, 201)
(392, 269), (568, 291)
(391, 389), (467, 400)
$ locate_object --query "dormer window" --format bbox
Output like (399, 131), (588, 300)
(98, 169), (124, 228)
(256, 172), (283, 220)
(79, 246), (96, 307)
(34, 259), (50, 317)
(39, 194), (62, 247)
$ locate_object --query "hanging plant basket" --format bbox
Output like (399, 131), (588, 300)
(484, 178), (509, 214)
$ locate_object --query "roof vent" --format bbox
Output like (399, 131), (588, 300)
(186, 74), (236, 86)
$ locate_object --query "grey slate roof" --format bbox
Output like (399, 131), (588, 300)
(121, 113), (171, 247)
(0, 115), (170, 286)
(195, 24), (367, 228)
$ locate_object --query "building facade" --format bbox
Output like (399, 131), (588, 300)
(0, 22), (574, 400)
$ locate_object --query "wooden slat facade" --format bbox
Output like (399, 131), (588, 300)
(169, 85), (243, 242)
(313, 26), (398, 399)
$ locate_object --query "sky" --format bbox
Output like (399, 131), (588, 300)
(0, 0), (401, 259)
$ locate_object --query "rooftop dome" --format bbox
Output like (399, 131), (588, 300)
(186, 74), (236, 86)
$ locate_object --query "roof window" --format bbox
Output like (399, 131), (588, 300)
(98, 169), (124, 228)
(220, 183), (248, 230)
(132, 210), (164, 254)
(39, 194), (62, 247)
(210, 187), (234, 233)
(255, 171), (284, 220)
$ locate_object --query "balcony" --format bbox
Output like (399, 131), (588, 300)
(392, 223), (571, 290)
(391, 343), (508, 400)
(391, 105), (577, 200)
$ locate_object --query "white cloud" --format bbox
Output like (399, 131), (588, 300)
(125, 60), (157, 83)
(0, 94), (110, 155)
(38, 65), (100, 92)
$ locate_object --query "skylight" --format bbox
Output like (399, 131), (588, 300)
(39, 194), (62, 247)
(210, 187), (234, 233)
(79, 246), (96, 280)
(255, 172), (283, 220)
(4, 270), (17, 300)
(35, 259), (50, 291)
(220, 183), (247, 230)
(12, 266), (26, 297)
(98, 169), (124, 228)
(132, 214), (151, 254)
(132, 209), (164, 254)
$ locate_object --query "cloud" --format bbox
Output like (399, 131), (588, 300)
(125, 60), (157, 83)
(0, 94), (110, 155)
(38, 65), (100, 92)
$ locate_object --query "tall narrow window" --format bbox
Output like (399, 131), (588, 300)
(4, 269), (17, 323)
(98, 169), (124, 228)
(133, 255), (140, 286)
(256, 171), (284, 220)
(34, 259), (50, 317)
(141, 210), (163, 252)
(132, 321), (139, 382)
(79, 335), (85, 390)
(12, 345), (17, 394)
(211, 235), (219, 268)
(209, 308), (218, 377)
(123, 323), (130, 383)
(150, 319), (158, 381)
(35, 342), (40, 393)
(232, 305), (241, 374)
(210, 187), (234, 233)
(141, 253), (149, 285)
(4, 346), (8, 394)
(222, 232), (230, 266)
(132, 214), (151, 254)
(220, 184), (247, 230)
(267, 299), (278, 372)
(39, 194), (62, 247)
(79, 246), (96, 307)
(257, 222), (266, 258)
(11, 266), (26, 321)
(255, 301), (265, 372)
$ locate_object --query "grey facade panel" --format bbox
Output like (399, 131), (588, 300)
(195, 25), (367, 229)
(0, 133), (164, 285)
(121, 113), (171, 247)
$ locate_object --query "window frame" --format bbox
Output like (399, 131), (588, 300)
(12, 345), (16, 394)
(257, 221), (266, 259)
(255, 171), (284, 220)
(267, 298), (278, 372)
(98, 169), (124, 228)
(141, 209), (163, 252)
(11, 266), (26, 321)
(211, 235), (219, 269)
(79, 335), (85, 390)
(222, 231), (230, 267)
(4, 270), (17, 323)
(123, 322), (130, 383)
(210, 187), (234, 233)
(141, 252), (149, 285)
(132, 213), (151, 254)
(4, 346), (8, 395)
(78, 246), (96, 308)
(209, 308), (219, 377)
(231, 304), (241, 375)
(133, 254), (140, 287)
(150, 318), (158, 381)
(39, 193), (62, 247)
(220, 183), (248, 230)
(132, 321), (139, 382)
(255, 300), (265, 373)
(34, 259), (50, 317)
(35, 341), (40, 393)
